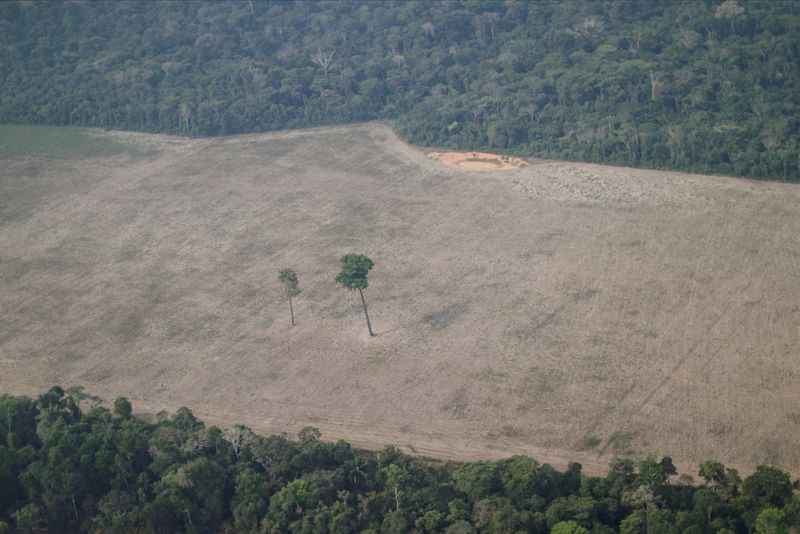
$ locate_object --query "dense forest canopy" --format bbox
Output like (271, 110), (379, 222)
(1, 0), (799, 180)
(1, 387), (799, 533)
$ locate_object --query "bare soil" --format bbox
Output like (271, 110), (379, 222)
(429, 150), (528, 170)
(1, 123), (799, 477)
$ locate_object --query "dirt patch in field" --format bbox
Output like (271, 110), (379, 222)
(1, 123), (800, 477)
(429, 151), (528, 170)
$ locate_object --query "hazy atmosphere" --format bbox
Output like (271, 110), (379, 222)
(1, 2), (799, 533)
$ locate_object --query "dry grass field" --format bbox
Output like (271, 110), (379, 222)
(1, 123), (799, 477)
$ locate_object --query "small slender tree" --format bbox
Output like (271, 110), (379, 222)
(382, 464), (409, 511)
(335, 254), (375, 336)
(278, 268), (301, 326)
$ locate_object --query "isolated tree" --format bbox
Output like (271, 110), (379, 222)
(335, 254), (375, 336)
(278, 268), (301, 326)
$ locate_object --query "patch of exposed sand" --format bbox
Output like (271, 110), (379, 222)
(429, 151), (528, 170)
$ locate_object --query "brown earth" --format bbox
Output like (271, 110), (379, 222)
(428, 151), (528, 170)
(1, 123), (799, 478)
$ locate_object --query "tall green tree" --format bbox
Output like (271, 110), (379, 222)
(335, 254), (375, 337)
(278, 268), (301, 326)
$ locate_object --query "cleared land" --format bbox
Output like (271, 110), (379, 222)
(428, 151), (528, 170)
(1, 123), (799, 477)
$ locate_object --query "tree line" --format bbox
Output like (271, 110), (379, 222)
(1, 1), (799, 181)
(1, 386), (798, 533)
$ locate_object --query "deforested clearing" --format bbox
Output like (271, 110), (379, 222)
(1, 123), (798, 476)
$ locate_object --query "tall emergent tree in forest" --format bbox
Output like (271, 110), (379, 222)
(278, 268), (301, 326)
(335, 254), (375, 337)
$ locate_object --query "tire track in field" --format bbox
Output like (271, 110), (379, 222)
(585, 214), (751, 451)
(631, 233), (759, 415)
(635, 308), (727, 409)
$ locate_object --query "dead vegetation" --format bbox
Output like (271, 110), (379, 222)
(1, 123), (799, 476)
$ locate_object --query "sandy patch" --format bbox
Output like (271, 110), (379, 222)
(429, 151), (528, 170)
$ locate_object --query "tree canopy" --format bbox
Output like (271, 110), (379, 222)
(278, 268), (301, 326)
(1, 1), (799, 180)
(335, 254), (376, 336)
(335, 254), (374, 291)
(278, 268), (301, 299)
(2, 387), (800, 533)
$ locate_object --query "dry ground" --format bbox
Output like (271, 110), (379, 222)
(428, 151), (528, 170)
(1, 123), (799, 477)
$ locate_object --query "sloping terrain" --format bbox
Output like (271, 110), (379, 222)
(1, 123), (798, 476)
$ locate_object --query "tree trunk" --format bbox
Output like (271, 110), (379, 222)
(185, 508), (195, 534)
(289, 295), (295, 326)
(358, 288), (374, 336)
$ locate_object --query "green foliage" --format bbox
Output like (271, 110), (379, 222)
(1, 1), (798, 180)
(0, 445), (31, 520)
(636, 454), (669, 489)
(278, 268), (301, 298)
(743, 465), (793, 508)
(545, 495), (600, 529)
(231, 466), (269, 532)
(754, 507), (788, 534)
(335, 254), (376, 335)
(383, 463), (411, 510)
(278, 267), (302, 325)
(112, 397), (132, 419)
(699, 460), (727, 486)
(0, 387), (798, 533)
(646, 508), (679, 534)
(452, 462), (502, 502)
(620, 512), (644, 534)
(335, 254), (374, 291)
(0, 395), (38, 449)
(552, 519), (590, 534)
